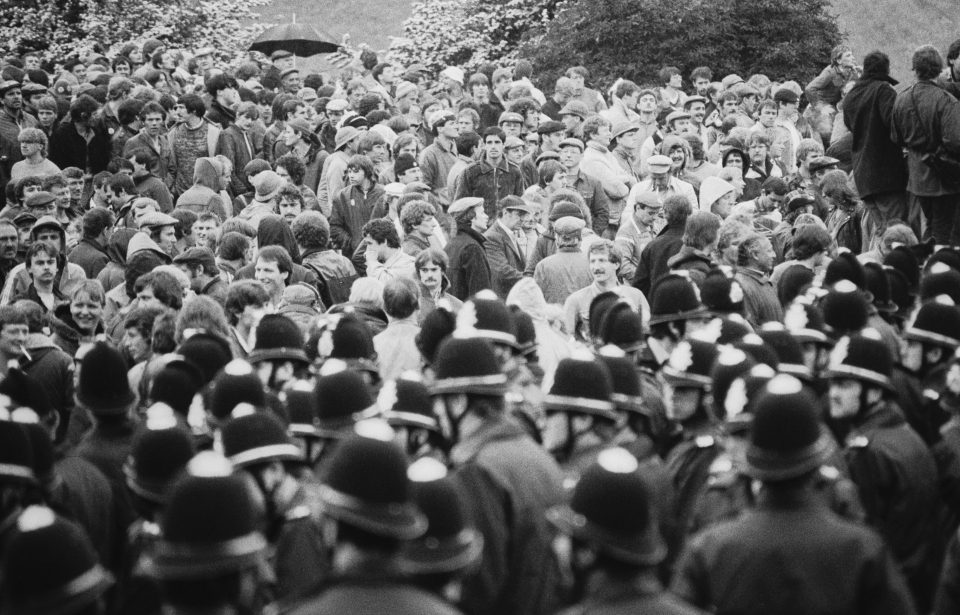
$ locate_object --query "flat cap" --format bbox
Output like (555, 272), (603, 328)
(537, 120), (564, 135)
(647, 154), (673, 171)
(173, 247), (216, 268)
(559, 100), (590, 118)
(448, 197), (484, 215)
(138, 212), (179, 228)
(808, 156), (840, 173)
(498, 111), (523, 125)
(325, 98), (349, 112)
(559, 137), (585, 151)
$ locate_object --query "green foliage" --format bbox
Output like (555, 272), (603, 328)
(389, 0), (563, 73)
(0, 0), (271, 62)
(518, 0), (843, 89)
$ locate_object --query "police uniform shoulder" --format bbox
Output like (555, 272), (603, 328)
(846, 434), (870, 449)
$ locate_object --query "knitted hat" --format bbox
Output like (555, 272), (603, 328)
(206, 360), (266, 423)
(401, 457), (482, 574)
(314, 369), (379, 436)
(547, 448), (666, 565)
(147, 452), (266, 579)
(545, 350), (617, 421)
(824, 331), (893, 390)
(124, 406), (195, 504)
(431, 337), (508, 396)
(649, 274), (708, 325)
(700, 267), (745, 315)
(77, 342), (136, 415)
(319, 431), (427, 539)
(903, 296), (960, 348)
(221, 409), (303, 468)
(746, 375), (831, 481)
(394, 153), (419, 177)
(248, 314), (309, 364)
(548, 199), (585, 223)
(2, 506), (113, 614)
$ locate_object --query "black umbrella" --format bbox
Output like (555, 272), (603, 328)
(249, 23), (339, 57)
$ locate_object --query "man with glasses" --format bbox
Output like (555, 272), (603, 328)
(615, 190), (663, 281)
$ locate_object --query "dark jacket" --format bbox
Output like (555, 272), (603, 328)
(843, 401), (940, 603)
(49, 121), (111, 175)
(484, 222), (526, 298)
(735, 267), (783, 328)
(217, 124), (261, 196)
(570, 170), (611, 235)
(559, 572), (704, 615)
(667, 246), (714, 288)
(454, 158), (525, 221)
(843, 73), (908, 199)
(67, 237), (110, 279)
(21, 333), (74, 423)
(205, 100), (236, 130)
(445, 224), (492, 300)
(132, 172), (174, 212)
(633, 223), (685, 296)
(123, 131), (175, 189)
(329, 183), (386, 255)
(891, 80), (960, 196)
(672, 489), (917, 615)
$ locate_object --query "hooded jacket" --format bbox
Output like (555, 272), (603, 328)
(97, 228), (137, 293)
(175, 157), (227, 218)
(49, 303), (103, 358)
(0, 217), (87, 305)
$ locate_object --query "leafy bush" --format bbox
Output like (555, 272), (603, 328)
(388, 0), (563, 73)
(0, 0), (271, 62)
(518, 0), (843, 90)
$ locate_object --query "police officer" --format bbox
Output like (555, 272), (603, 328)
(672, 375), (918, 614)
(542, 350), (621, 482)
(285, 428), (463, 615)
(826, 330), (940, 610)
(893, 296), (960, 445)
(143, 452), (271, 614)
(431, 335), (564, 615)
(547, 448), (704, 614)
(220, 407), (327, 601)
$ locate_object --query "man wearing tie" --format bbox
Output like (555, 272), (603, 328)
(484, 195), (533, 298)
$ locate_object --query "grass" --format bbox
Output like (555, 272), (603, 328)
(250, 0), (957, 82)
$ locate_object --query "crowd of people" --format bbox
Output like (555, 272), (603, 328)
(2, 32), (960, 615)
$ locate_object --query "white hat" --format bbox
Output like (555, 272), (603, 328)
(440, 66), (465, 85)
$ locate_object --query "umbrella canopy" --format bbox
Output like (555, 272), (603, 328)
(249, 23), (339, 57)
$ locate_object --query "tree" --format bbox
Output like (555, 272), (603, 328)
(388, 0), (563, 74)
(518, 0), (843, 91)
(0, 0), (271, 63)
